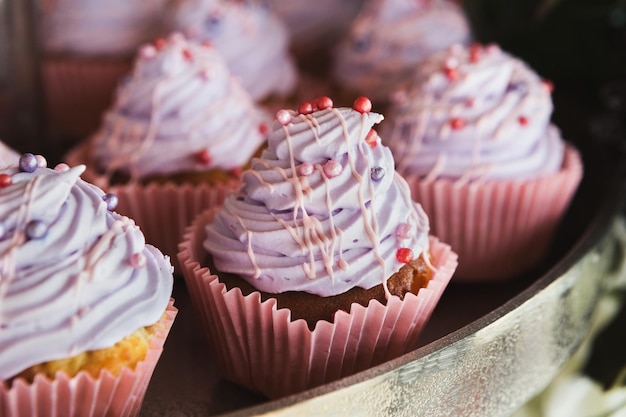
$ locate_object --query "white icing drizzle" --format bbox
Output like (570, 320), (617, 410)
(0, 164), (172, 380)
(204, 106), (430, 297)
(90, 33), (269, 182)
(383, 43), (565, 181)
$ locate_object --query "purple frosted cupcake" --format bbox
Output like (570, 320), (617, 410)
(382, 43), (583, 280)
(65, 33), (270, 272)
(179, 97), (458, 398)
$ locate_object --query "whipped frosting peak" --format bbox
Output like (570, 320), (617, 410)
(205, 102), (431, 297)
(333, 0), (471, 102)
(168, 0), (297, 101)
(383, 43), (565, 181)
(0, 161), (173, 380)
(90, 33), (269, 181)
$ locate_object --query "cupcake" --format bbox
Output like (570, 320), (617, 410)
(178, 97), (458, 398)
(167, 0), (298, 103)
(65, 33), (269, 272)
(0, 153), (175, 417)
(332, 0), (471, 104)
(382, 43), (583, 280)
(38, 0), (171, 142)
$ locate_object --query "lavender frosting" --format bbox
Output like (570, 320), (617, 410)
(0, 143), (19, 168)
(332, 0), (471, 102)
(89, 33), (269, 180)
(204, 106), (430, 297)
(38, 0), (169, 56)
(382, 44), (565, 181)
(0, 164), (173, 380)
(168, 0), (297, 101)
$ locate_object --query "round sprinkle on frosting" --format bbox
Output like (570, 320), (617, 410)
(103, 193), (119, 211)
(316, 96), (334, 110)
(396, 247), (414, 264)
(353, 96), (372, 114)
(196, 149), (212, 165)
(26, 220), (47, 240)
(154, 38), (166, 50)
(396, 223), (415, 240)
(130, 253), (147, 268)
(365, 128), (378, 148)
(276, 109), (292, 125)
(371, 166), (385, 182)
(140, 45), (157, 59)
(19, 153), (38, 173)
(54, 163), (70, 172)
(298, 101), (313, 115)
(323, 160), (343, 178)
(0, 173), (12, 188)
(450, 117), (466, 130)
(299, 162), (314, 176)
(35, 155), (47, 168)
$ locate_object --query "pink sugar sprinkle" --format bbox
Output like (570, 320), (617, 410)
(276, 109), (291, 125)
(323, 160), (342, 178)
(54, 163), (70, 172)
(299, 162), (314, 176)
(130, 253), (147, 268)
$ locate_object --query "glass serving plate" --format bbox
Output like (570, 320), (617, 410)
(138, 111), (626, 417)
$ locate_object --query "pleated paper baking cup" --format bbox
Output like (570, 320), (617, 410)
(111, 181), (239, 274)
(178, 209), (458, 399)
(406, 143), (583, 281)
(0, 301), (177, 417)
(42, 57), (131, 142)
(63, 141), (241, 275)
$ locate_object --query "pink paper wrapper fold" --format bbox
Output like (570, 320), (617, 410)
(0, 301), (177, 417)
(64, 142), (241, 275)
(405, 144), (583, 281)
(178, 209), (458, 399)
(42, 58), (131, 142)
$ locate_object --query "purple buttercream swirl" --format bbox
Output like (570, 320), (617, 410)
(0, 164), (173, 380)
(333, 0), (471, 102)
(383, 43), (565, 181)
(205, 106), (431, 297)
(90, 32), (269, 181)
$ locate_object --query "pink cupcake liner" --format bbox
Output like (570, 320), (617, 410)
(406, 144), (583, 281)
(63, 142), (241, 275)
(111, 181), (239, 274)
(42, 58), (131, 141)
(0, 301), (177, 417)
(178, 209), (458, 399)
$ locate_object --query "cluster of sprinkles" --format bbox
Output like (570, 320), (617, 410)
(390, 42), (556, 179)
(0, 153), (146, 270)
(433, 43), (555, 133)
(250, 97), (428, 297)
(102, 32), (267, 180)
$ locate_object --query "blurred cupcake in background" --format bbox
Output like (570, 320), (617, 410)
(0, 154), (175, 417)
(332, 0), (471, 105)
(65, 32), (270, 272)
(262, 0), (364, 61)
(382, 43), (583, 280)
(37, 0), (172, 143)
(167, 0), (298, 104)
